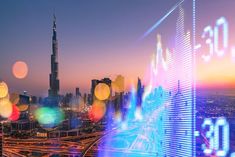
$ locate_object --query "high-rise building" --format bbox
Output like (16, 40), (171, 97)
(113, 92), (124, 113)
(137, 77), (144, 107)
(90, 79), (99, 104)
(75, 87), (81, 97)
(91, 80), (99, 95)
(18, 94), (30, 120)
(48, 15), (60, 97)
(101, 78), (112, 86)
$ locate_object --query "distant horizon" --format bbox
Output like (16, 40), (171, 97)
(7, 80), (235, 98)
(6, 74), (144, 97)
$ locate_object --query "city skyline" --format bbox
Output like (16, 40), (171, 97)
(1, 0), (182, 96)
(0, 1), (235, 157)
(1, 0), (235, 97)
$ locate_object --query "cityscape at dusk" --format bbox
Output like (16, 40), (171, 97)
(0, 0), (235, 157)
(0, 0), (183, 96)
(1, 0), (234, 96)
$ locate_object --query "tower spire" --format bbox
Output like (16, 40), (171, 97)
(53, 14), (56, 28)
(48, 14), (60, 97)
(52, 14), (57, 41)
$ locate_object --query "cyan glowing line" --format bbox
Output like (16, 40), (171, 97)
(140, 0), (184, 40)
(214, 118), (229, 157)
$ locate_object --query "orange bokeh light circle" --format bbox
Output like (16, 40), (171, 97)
(10, 93), (20, 104)
(12, 61), (28, 79)
(88, 100), (106, 122)
(0, 98), (13, 118)
(9, 104), (20, 121)
(94, 83), (110, 101)
(0, 81), (8, 98)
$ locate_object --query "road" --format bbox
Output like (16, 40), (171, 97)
(3, 131), (105, 157)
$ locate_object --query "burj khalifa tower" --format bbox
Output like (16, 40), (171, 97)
(48, 15), (60, 97)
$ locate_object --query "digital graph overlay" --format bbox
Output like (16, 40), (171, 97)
(97, 2), (195, 157)
(194, 0), (235, 157)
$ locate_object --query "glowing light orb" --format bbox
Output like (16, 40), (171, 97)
(0, 98), (13, 118)
(94, 83), (110, 101)
(9, 104), (20, 121)
(112, 75), (124, 93)
(35, 107), (64, 128)
(88, 100), (106, 122)
(135, 107), (143, 121)
(0, 81), (8, 98)
(121, 122), (128, 130)
(18, 104), (29, 112)
(10, 93), (20, 104)
(114, 111), (122, 122)
(12, 61), (28, 79)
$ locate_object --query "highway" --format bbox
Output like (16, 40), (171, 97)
(3, 131), (105, 157)
(81, 127), (118, 157)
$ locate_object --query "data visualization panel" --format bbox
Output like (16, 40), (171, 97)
(194, 1), (235, 157)
(98, 1), (196, 156)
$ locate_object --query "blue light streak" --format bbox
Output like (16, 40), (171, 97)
(140, 0), (184, 40)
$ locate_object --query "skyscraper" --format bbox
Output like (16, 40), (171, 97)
(75, 87), (81, 97)
(48, 15), (60, 97)
(137, 77), (144, 107)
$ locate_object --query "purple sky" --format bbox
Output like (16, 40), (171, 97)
(0, 0), (184, 96)
(3, 0), (233, 96)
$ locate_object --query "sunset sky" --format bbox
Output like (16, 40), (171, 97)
(195, 0), (235, 89)
(1, 0), (235, 96)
